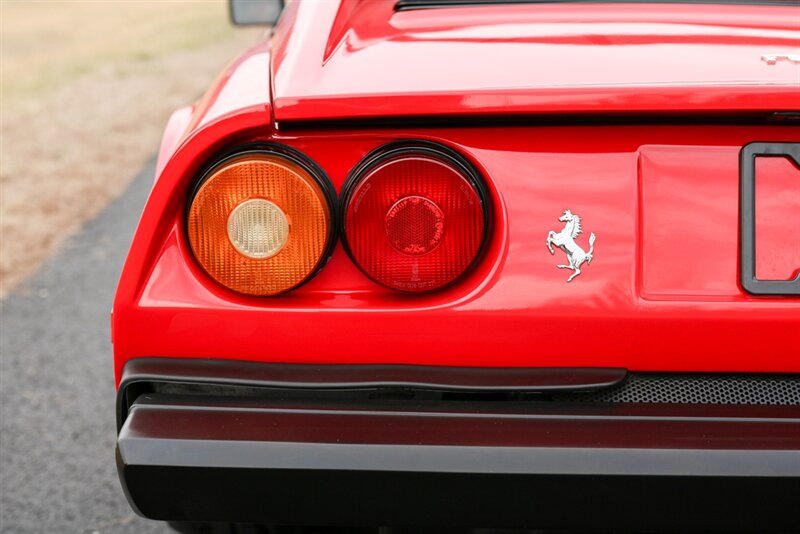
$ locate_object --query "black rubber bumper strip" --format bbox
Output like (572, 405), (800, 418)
(117, 357), (626, 427)
(120, 357), (626, 391)
(117, 392), (800, 529)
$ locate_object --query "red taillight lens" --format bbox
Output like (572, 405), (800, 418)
(343, 144), (488, 292)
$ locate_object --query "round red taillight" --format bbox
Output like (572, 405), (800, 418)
(342, 143), (488, 293)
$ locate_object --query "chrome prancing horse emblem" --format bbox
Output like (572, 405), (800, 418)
(546, 210), (596, 282)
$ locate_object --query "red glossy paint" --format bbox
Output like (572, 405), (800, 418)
(272, 1), (800, 121)
(113, 0), (800, 385)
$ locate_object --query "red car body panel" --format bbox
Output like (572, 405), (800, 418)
(272, 1), (800, 121)
(113, 1), (799, 385)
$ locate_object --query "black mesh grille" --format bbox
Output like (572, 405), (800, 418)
(555, 373), (800, 406)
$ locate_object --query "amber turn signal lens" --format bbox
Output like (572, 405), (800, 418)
(187, 151), (333, 296)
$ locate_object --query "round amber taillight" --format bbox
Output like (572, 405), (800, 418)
(342, 144), (488, 293)
(187, 150), (334, 296)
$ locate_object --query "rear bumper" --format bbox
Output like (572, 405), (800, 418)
(116, 358), (800, 530)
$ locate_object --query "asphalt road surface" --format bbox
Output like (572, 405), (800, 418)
(1, 159), (172, 533)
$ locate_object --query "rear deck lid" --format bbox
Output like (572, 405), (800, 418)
(271, 0), (800, 122)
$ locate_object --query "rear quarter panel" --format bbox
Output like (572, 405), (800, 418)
(114, 121), (800, 382)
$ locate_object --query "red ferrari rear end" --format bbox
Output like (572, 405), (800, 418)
(113, 0), (800, 530)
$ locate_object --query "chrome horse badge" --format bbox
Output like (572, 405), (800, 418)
(546, 210), (596, 282)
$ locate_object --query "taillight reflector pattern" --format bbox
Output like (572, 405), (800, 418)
(343, 144), (488, 292)
(187, 150), (333, 296)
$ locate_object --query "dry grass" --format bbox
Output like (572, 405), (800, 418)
(1, 1), (263, 296)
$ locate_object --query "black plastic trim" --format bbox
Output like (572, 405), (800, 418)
(185, 143), (338, 296)
(739, 141), (800, 295)
(276, 112), (800, 132)
(339, 140), (492, 293)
